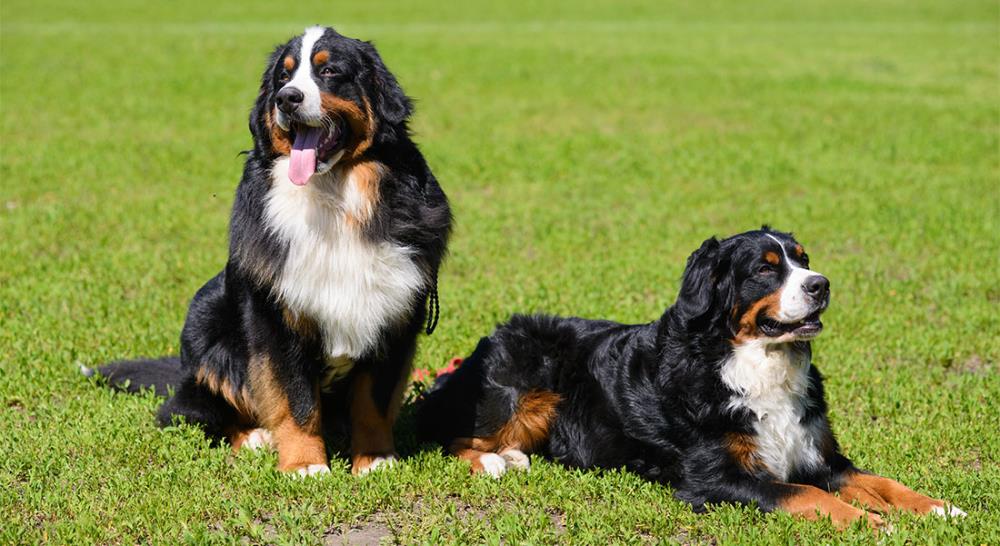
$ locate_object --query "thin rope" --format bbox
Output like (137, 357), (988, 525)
(425, 272), (440, 335)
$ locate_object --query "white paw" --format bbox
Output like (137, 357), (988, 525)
(242, 428), (274, 451)
(479, 453), (507, 478)
(499, 449), (530, 471)
(931, 504), (967, 518)
(295, 464), (331, 478)
(357, 455), (396, 476)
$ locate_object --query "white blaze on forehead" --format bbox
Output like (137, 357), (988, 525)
(765, 233), (820, 323)
(283, 26), (326, 124)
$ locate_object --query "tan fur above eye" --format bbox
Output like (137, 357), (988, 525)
(313, 50), (330, 65)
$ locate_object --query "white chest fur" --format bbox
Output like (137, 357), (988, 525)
(264, 158), (425, 365)
(720, 341), (824, 480)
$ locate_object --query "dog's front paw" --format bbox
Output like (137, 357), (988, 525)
(293, 464), (331, 478)
(499, 449), (531, 471)
(931, 503), (967, 518)
(477, 453), (507, 478)
(352, 453), (397, 476)
(242, 428), (274, 451)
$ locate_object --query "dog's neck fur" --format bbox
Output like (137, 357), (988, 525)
(262, 158), (425, 366)
(720, 339), (825, 480)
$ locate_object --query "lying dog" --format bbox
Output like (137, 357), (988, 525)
(417, 227), (963, 528)
(92, 26), (451, 476)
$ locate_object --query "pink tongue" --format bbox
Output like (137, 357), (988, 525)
(288, 126), (323, 185)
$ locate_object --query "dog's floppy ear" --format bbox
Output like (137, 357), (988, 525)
(359, 41), (413, 126)
(248, 47), (282, 148)
(674, 237), (734, 328)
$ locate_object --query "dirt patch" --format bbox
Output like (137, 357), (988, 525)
(324, 521), (392, 546)
(986, 288), (1000, 304)
(949, 354), (992, 376)
(547, 509), (566, 535)
(967, 457), (983, 472)
(6, 398), (36, 422)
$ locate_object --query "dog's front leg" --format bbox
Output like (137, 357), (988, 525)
(250, 355), (328, 476)
(680, 479), (884, 530)
(836, 470), (966, 517)
(349, 362), (410, 476)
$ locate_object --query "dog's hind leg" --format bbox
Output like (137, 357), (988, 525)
(448, 438), (510, 478)
(492, 390), (562, 460)
(447, 391), (562, 477)
(227, 426), (274, 453)
(157, 377), (248, 444)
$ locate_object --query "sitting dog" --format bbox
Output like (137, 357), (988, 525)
(92, 26), (451, 477)
(417, 227), (963, 528)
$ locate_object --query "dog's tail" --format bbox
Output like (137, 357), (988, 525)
(81, 357), (185, 397)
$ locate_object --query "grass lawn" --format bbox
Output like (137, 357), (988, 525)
(2, 0), (998, 543)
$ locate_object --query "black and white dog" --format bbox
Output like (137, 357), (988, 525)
(417, 228), (963, 528)
(93, 26), (451, 476)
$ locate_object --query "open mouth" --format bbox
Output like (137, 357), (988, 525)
(758, 310), (824, 339)
(287, 119), (348, 185)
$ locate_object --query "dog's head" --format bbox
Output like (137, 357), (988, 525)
(674, 227), (830, 344)
(249, 26), (412, 185)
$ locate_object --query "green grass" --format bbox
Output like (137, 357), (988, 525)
(2, 0), (998, 543)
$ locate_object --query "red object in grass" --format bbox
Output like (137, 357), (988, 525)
(411, 368), (432, 382)
(436, 357), (464, 377)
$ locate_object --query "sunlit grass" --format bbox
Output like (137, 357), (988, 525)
(1, 0), (997, 543)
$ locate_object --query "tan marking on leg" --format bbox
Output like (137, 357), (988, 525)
(445, 390), (561, 476)
(838, 471), (947, 514)
(194, 367), (254, 418)
(349, 367), (408, 475)
(495, 391), (561, 452)
(448, 438), (501, 475)
(250, 356), (326, 473)
(781, 484), (884, 530)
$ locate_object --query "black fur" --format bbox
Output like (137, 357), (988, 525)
(417, 228), (867, 513)
(96, 27), (451, 457)
(91, 357), (183, 398)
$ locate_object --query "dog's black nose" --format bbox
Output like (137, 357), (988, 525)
(803, 275), (830, 299)
(275, 87), (304, 114)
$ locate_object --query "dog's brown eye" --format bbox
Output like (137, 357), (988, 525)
(758, 264), (777, 275)
(279, 70), (291, 83)
(320, 66), (335, 77)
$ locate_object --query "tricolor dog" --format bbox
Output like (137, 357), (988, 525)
(91, 26), (451, 477)
(417, 228), (964, 528)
